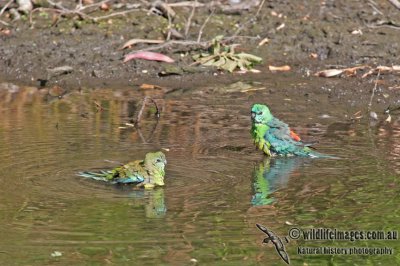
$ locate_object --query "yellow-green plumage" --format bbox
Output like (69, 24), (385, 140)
(251, 104), (333, 158)
(78, 151), (167, 189)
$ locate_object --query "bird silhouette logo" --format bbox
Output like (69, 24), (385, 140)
(256, 223), (290, 264)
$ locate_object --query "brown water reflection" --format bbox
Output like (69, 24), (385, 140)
(0, 81), (399, 265)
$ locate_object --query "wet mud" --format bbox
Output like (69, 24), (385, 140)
(0, 0), (400, 93)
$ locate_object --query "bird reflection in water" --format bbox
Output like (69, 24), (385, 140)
(252, 158), (302, 206)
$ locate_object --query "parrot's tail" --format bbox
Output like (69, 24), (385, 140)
(295, 147), (339, 159)
(78, 171), (110, 181)
(307, 150), (339, 159)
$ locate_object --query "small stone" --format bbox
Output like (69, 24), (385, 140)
(51, 251), (62, 257)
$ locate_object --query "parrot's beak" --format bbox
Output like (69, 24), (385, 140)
(251, 112), (256, 119)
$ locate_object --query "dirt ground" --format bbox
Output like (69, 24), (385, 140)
(1, 0), (400, 91)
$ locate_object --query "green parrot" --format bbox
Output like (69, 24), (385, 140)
(78, 151), (167, 189)
(251, 104), (333, 158)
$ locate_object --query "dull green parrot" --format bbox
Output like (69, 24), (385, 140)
(251, 104), (333, 158)
(78, 151), (167, 189)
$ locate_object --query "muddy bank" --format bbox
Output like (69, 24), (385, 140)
(0, 0), (400, 90)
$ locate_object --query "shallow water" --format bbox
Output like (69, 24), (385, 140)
(0, 78), (399, 265)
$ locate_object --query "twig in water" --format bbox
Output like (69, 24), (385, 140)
(368, 70), (381, 112)
(197, 9), (215, 43)
(135, 97), (160, 126)
(94, 100), (106, 112)
(104, 159), (123, 165)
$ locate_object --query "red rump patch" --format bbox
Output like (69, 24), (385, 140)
(290, 130), (301, 141)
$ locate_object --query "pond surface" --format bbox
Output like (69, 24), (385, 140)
(0, 77), (399, 265)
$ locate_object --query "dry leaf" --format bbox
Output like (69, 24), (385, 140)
(351, 29), (363, 35)
(139, 84), (164, 90)
(392, 65), (400, 71)
(362, 65), (399, 78)
(124, 51), (174, 63)
(376, 66), (393, 72)
(276, 23), (285, 31)
(269, 65), (291, 72)
(258, 38), (269, 46)
(121, 39), (164, 50)
(314, 69), (344, 78)
(49, 85), (65, 97)
(100, 3), (109, 11)
(240, 87), (267, 92)
(0, 29), (11, 36)
(385, 114), (392, 123)
(249, 69), (261, 73)
(343, 66), (368, 76)
(309, 53), (318, 59)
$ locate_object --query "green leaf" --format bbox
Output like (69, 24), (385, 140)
(237, 60), (245, 71)
(198, 55), (217, 64)
(236, 53), (263, 63)
(203, 58), (217, 66)
(213, 57), (226, 67)
(214, 35), (224, 42)
(239, 58), (252, 66)
(221, 59), (238, 72)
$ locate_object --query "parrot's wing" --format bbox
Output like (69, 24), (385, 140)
(111, 174), (145, 184)
(110, 162), (146, 184)
(264, 118), (307, 154)
(267, 118), (301, 143)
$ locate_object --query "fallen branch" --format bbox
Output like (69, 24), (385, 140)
(255, 0), (266, 17)
(128, 40), (209, 53)
(91, 8), (142, 22)
(197, 9), (215, 43)
(164, 0), (173, 41)
(0, 19), (9, 26)
(388, 0), (400, 9)
(29, 0), (143, 25)
(0, 0), (13, 18)
(184, 0), (197, 37)
(232, 0), (266, 37)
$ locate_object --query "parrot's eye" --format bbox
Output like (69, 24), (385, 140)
(156, 158), (162, 163)
(258, 112), (263, 115)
